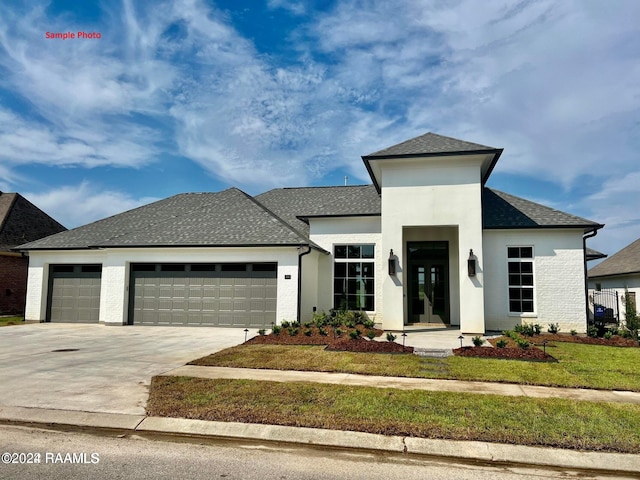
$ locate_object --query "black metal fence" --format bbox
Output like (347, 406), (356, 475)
(591, 289), (619, 325)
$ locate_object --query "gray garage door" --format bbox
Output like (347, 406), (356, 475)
(129, 263), (277, 327)
(48, 265), (102, 323)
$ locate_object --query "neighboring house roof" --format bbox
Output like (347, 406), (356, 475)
(482, 189), (603, 232)
(586, 248), (607, 261)
(365, 132), (497, 157)
(17, 188), (326, 252)
(0, 192), (66, 252)
(17, 184), (601, 252)
(588, 237), (640, 278)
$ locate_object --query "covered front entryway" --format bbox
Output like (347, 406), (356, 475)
(407, 241), (450, 324)
(47, 264), (102, 323)
(129, 263), (277, 327)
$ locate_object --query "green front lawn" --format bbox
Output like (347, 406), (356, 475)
(0, 316), (24, 327)
(191, 341), (640, 391)
(148, 376), (640, 453)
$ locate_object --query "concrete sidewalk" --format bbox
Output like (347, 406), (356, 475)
(1, 405), (639, 475)
(163, 365), (640, 405)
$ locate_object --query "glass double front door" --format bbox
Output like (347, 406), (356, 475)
(407, 242), (449, 324)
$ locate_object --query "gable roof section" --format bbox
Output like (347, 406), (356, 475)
(17, 188), (325, 251)
(482, 189), (603, 232)
(256, 185), (381, 236)
(0, 192), (66, 251)
(362, 132), (504, 191)
(588, 237), (640, 278)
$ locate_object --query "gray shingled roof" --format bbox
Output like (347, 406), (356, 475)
(256, 185), (381, 236)
(365, 132), (497, 157)
(0, 192), (66, 251)
(482, 189), (602, 231)
(588, 237), (640, 278)
(16, 184), (601, 251)
(586, 248), (607, 261)
(17, 188), (323, 251)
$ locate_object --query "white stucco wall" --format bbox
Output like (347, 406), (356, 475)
(377, 156), (486, 332)
(300, 249), (321, 323)
(309, 216), (382, 323)
(25, 247), (301, 325)
(483, 229), (587, 333)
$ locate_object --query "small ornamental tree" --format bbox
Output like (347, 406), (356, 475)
(623, 288), (639, 340)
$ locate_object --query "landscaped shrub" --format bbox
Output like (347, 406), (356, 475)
(587, 325), (598, 338)
(303, 321), (313, 328)
(349, 330), (360, 340)
(386, 332), (397, 342)
(533, 323), (542, 335)
(472, 336), (485, 347)
(515, 338), (530, 349)
(364, 320), (375, 329)
(303, 329), (312, 336)
(257, 329), (266, 336)
(496, 338), (508, 348)
(334, 328), (343, 337)
(547, 323), (560, 334)
(287, 327), (299, 336)
(291, 321), (300, 328)
(623, 289), (639, 340)
(313, 310), (329, 328)
(281, 320), (291, 328)
(318, 327), (328, 336)
(514, 323), (535, 337)
(366, 330), (376, 340)
(604, 331), (613, 340)
(570, 329), (578, 336)
(272, 325), (282, 335)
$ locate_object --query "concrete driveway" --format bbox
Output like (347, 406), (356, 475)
(0, 324), (247, 415)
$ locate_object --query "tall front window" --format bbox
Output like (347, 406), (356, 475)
(508, 246), (534, 313)
(334, 244), (375, 311)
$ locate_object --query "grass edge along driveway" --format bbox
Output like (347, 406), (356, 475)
(147, 376), (640, 454)
(189, 342), (640, 392)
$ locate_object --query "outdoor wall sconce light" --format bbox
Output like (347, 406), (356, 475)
(467, 249), (476, 277)
(388, 249), (396, 276)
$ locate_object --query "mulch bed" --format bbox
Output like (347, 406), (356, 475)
(454, 345), (557, 362)
(245, 325), (413, 353)
(327, 336), (414, 353)
(527, 333), (638, 348)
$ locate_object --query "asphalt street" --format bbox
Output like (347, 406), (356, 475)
(1, 425), (636, 480)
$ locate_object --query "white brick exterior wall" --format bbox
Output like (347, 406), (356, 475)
(483, 229), (587, 333)
(309, 216), (382, 323)
(24, 247), (300, 325)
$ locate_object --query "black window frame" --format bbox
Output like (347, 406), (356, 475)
(507, 246), (535, 314)
(333, 244), (375, 311)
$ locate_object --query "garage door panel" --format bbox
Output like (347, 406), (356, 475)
(130, 263), (276, 327)
(48, 265), (102, 323)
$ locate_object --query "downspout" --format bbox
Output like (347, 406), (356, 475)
(297, 245), (312, 323)
(583, 228), (599, 326)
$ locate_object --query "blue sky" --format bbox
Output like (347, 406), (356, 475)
(1, 0), (639, 258)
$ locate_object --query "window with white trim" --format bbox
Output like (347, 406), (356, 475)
(508, 246), (534, 313)
(333, 244), (375, 311)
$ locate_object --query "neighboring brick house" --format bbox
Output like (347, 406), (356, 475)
(0, 192), (66, 315)
(18, 133), (603, 333)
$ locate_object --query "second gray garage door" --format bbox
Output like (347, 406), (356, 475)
(129, 263), (277, 327)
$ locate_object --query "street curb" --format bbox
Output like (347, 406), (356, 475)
(0, 405), (145, 431)
(2, 406), (639, 474)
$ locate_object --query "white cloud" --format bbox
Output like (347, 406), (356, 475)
(1, 0), (639, 248)
(23, 183), (159, 229)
